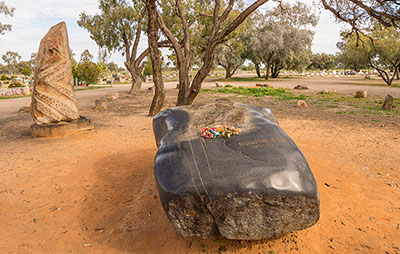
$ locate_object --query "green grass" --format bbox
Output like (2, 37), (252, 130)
(326, 104), (339, 108)
(201, 86), (307, 101)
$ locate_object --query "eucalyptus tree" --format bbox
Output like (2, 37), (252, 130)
(143, 0), (165, 116)
(369, 25), (400, 84)
(336, 34), (369, 72)
(337, 24), (400, 85)
(215, 38), (245, 78)
(308, 53), (336, 71)
(78, 0), (148, 94)
(150, 0), (269, 108)
(1, 51), (21, 74)
(0, 1), (14, 35)
(244, 2), (317, 79)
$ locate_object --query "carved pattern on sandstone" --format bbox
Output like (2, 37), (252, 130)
(31, 22), (79, 125)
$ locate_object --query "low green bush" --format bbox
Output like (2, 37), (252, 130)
(8, 82), (24, 88)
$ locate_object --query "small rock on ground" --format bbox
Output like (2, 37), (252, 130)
(294, 85), (308, 90)
(297, 100), (308, 107)
(95, 99), (107, 110)
(18, 106), (30, 113)
(355, 90), (368, 98)
(322, 89), (336, 94)
(106, 92), (119, 101)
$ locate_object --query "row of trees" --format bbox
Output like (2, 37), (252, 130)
(0, 48), (126, 85)
(0, 51), (37, 77)
(79, 0), (319, 114)
(80, 0), (400, 116)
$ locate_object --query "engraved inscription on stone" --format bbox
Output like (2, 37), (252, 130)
(239, 138), (287, 149)
(31, 21), (79, 125)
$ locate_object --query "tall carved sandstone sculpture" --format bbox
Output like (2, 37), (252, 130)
(31, 22), (79, 124)
(31, 22), (93, 137)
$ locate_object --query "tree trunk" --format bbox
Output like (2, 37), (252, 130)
(176, 62), (191, 106)
(271, 64), (281, 78)
(271, 70), (280, 78)
(184, 42), (219, 105)
(265, 62), (270, 80)
(396, 66), (400, 80)
(146, 0), (165, 116)
(128, 72), (142, 95)
(254, 63), (261, 77)
(223, 65), (232, 79)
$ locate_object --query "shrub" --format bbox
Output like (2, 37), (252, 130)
(8, 82), (23, 88)
(0, 74), (8, 81)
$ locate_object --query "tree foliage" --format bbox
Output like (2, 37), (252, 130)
(73, 50), (105, 84)
(337, 24), (400, 85)
(336, 34), (369, 72)
(0, 1), (15, 35)
(322, 0), (400, 33)
(243, 3), (317, 79)
(1, 51), (21, 74)
(308, 53), (336, 71)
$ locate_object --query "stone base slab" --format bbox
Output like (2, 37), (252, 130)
(31, 116), (94, 138)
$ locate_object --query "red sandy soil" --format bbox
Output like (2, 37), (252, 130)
(0, 77), (399, 253)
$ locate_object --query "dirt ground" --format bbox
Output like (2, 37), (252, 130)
(0, 77), (399, 254)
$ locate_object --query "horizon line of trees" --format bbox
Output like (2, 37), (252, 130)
(3, 0), (400, 114)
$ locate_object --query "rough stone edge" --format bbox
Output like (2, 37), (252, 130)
(31, 116), (94, 138)
(165, 192), (320, 240)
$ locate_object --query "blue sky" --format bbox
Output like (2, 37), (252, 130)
(0, 0), (346, 67)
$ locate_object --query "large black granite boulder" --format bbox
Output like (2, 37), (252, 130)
(153, 101), (319, 240)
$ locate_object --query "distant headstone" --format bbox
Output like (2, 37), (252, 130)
(364, 74), (371, 79)
(382, 95), (394, 110)
(153, 102), (320, 240)
(30, 22), (93, 137)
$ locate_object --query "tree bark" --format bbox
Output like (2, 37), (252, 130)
(146, 0), (165, 116)
(128, 71), (142, 95)
(271, 64), (282, 78)
(265, 62), (270, 80)
(254, 63), (261, 77)
(396, 66), (400, 80)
